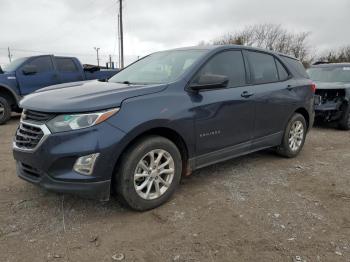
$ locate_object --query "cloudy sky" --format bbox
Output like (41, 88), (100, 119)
(0, 0), (349, 66)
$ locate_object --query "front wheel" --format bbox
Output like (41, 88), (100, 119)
(114, 136), (182, 211)
(0, 96), (12, 125)
(276, 113), (307, 158)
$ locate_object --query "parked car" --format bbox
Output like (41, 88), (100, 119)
(307, 63), (350, 130)
(0, 55), (118, 124)
(13, 45), (315, 211)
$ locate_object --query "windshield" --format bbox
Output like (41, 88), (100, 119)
(2, 57), (28, 72)
(109, 50), (206, 85)
(307, 66), (350, 83)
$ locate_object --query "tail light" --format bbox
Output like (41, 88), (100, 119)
(311, 83), (317, 93)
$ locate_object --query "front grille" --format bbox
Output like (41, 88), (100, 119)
(23, 110), (55, 122)
(19, 162), (41, 179)
(15, 123), (44, 150)
(315, 89), (345, 103)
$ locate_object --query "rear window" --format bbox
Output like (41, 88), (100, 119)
(56, 58), (78, 72)
(275, 59), (289, 80)
(247, 51), (279, 84)
(307, 66), (350, 83)
(281, 56), (308, 78)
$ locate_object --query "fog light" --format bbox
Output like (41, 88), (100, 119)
(73, 153), (100, 176)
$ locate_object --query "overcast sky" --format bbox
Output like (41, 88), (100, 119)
(0, 0), (349, 66)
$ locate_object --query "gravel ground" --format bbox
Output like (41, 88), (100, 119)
(0, 115), (349, 262)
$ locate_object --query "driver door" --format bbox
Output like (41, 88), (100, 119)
(16, 56), (60, 95)
(189, 50), (255, 166)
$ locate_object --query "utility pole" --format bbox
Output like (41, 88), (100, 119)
(94, 47), (100, 66)
(109, 54), (113, 69)
(118, 0), (124, 69)
(117, 13), (120, 68)
(7, 47), (12, 62)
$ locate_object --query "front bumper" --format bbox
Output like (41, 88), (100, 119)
(16, 162), (111, 200)
(315, 99), (346, 121)
(13, 120), (126, 200)
(315, 100), (343, 112)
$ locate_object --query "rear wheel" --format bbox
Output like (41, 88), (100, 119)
(0, 96), (11, 125)
(114, 136), (182, 211)
(276, 113), (307, 158)
(338, 104), (350, 130)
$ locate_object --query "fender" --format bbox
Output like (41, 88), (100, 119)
(0, 83), (22, 104)
(108, 119), (195, 172)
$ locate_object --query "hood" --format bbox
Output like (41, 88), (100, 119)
(315, 81), (350, 90)
(20, 80), (167, 113)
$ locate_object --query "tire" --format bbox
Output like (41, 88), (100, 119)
(276, 113), (307, 158)
(114, 136), (182, 211)
(0, 96), (12, 125)
(338, 103), (350, 130)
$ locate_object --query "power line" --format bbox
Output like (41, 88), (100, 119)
(36, 1), (116, 44)
(0, 47), (111, 58)
(34, 0), (110, 41)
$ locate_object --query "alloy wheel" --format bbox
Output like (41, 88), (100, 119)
(0, 102), (4, 118)
(133, 149), (175, 200)
(288, 120), (304, 151)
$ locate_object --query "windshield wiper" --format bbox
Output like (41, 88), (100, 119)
(114, 80), (155, 85)
(113, 80), (133, 85)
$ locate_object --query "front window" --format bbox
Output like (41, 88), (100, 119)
(307, 66), (350, 83)
(24, 56), (54, 73)
(2, 57), (28, 72)
(109, 50), (206, 85)
(191, 51), (246, 88)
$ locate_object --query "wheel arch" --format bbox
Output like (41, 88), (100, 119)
(0, 85), (20, 108)
(294, 107), (310, 129)
(112, 125), (191, 184)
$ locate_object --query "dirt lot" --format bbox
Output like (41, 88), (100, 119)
(0, 115), (349, 262)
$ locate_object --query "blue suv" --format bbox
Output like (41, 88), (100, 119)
(13, 45), (315, 210)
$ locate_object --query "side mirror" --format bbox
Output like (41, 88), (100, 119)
(189, 74), (229, 91)
(22, 65), (37, 75)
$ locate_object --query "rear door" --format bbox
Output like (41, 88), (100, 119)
(244, 50), (296, 144)
(55, 57), (84, 83)
(190, 50), (255, 164)
(16, 56), (59, 95)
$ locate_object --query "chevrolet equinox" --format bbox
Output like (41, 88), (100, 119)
(13, 45), (315, 211)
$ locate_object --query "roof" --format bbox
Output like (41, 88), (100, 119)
(164, 45), (299, 60)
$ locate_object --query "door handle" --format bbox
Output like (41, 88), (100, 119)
(241, 91), (254, 98)
(287, 85), (294, 91)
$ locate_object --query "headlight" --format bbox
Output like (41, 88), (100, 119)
(47, 108), (119, 133)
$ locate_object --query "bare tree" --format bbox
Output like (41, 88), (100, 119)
(210, 24), (312, 63)
(317, 46), (350, 63)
